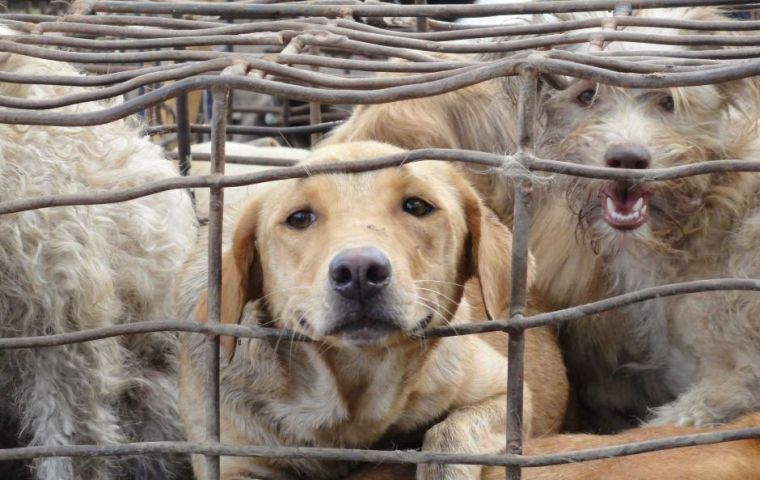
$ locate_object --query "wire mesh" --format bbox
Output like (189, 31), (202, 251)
(1, 1), (760, 480)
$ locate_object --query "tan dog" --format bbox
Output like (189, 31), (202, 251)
(178, 141), (567, 480)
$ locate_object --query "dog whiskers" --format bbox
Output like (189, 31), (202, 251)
(414, 279), (466, 288)
(415, 287), (460, 312)
(415, 298), (459, 337)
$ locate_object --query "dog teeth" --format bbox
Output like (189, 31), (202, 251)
(605, 195), (646, 223)
(609, 210), (641, 222)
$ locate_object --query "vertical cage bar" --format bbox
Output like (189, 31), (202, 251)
(506, 68), (538, 480)
(415, 0), (429, 32)
(176, 91), (192, 177)
(310, 46), (322, 146)
(203, 86), (228, 480)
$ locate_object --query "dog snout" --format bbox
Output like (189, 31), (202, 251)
(604, 143), (651, 170)
(329, 247), (392, 301)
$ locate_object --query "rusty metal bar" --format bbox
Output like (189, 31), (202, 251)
(0, 278), (759, 350)
(309, 45), (323, 146)
(6, 14), (760, 39)
(147, 120), (342, 137)
(5, 150), (760, 216)
(5, 58), (760, 126)
(89, 0), (759, 18)
(0, 425), (757, 467)
(203, 85), (228, 480)
(506, 67), (539, 480)
(176, 91), (192, 177)
(415, 0), (428, 33)
(5, 29), (760, 58)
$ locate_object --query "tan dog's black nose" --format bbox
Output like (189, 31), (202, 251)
(604, 143), (651, 169)
(329, 247), (391, 301)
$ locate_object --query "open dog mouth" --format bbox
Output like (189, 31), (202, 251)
(599, 184), (650, 230)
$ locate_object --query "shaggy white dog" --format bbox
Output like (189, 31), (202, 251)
(0, 27), (196, 479)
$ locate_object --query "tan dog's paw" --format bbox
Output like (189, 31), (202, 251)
(416, 463), (480, 480)
(417, 422), (483, 480)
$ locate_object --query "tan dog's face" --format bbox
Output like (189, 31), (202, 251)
(208, 142), (513, 350)
(542, 77), (758, 254)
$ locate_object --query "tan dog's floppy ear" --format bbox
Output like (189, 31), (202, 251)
(458, 178), (522, 320)
(196, 200), (263, 356)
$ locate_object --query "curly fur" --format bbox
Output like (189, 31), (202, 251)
(324, 7), (760, 433)
(0, 27), (196, 479)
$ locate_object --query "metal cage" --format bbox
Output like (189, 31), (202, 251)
(1, 1), (760, 480)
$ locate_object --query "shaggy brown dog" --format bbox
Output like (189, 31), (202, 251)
(178, 141), (567, 480)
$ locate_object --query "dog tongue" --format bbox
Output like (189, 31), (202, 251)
(612, 190), (641, 212)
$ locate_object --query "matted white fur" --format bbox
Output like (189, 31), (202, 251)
(0, 27), (196, 479)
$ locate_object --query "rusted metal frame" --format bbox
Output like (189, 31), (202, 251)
(148, 120), (343, 137)
(332, 14), (760, 41)
(0, 61), (224, 86)
(284, 31), (438, 62)
(325, 28), (760, 52)
(600, 46), (760, 59)
(0, 40), (226, 62)
(0, 58), (233, 109)
(297, 25), (760, 53)
(12, 18), (319, 40)
(204, 85), (229, 480)
(3, 278), (760, 349)
(5, 57), (760, 126)
(12, 12), (753, 45)
(9, 16), (334, 37)
(415, 0), (428, 33)
(262, 63), (481, 89)
(0, 61), (479, 110)
(0, 52), (725, 91)
(7, 26), (760, 55)
(175, 90), (192, 175)
(394, 16), (760, 41)
(273, 54), (477, 72)
(309, 46), (323, 146)
(0, 425), (759, 466)
(425, 278), (760, 338)
(505, 67), (539, 480)
(281, 110), (347, 124)
(545, 49), (733, 73)
(89, 0), (758, 18)
(48, 13), (220, 29)
(168, 151), (298, 167)
(5, 31), (286, 49)
(175, 39), (194, 203)
(6, 149), (760, 216)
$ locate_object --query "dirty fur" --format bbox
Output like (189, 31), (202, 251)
(0, 27), (196, 479)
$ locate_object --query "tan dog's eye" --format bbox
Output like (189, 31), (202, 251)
(286, 209), (317, 229)
(576, 89), (596, 106)
(402, 197), (435, 217)
(659, 95), (675, 113)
